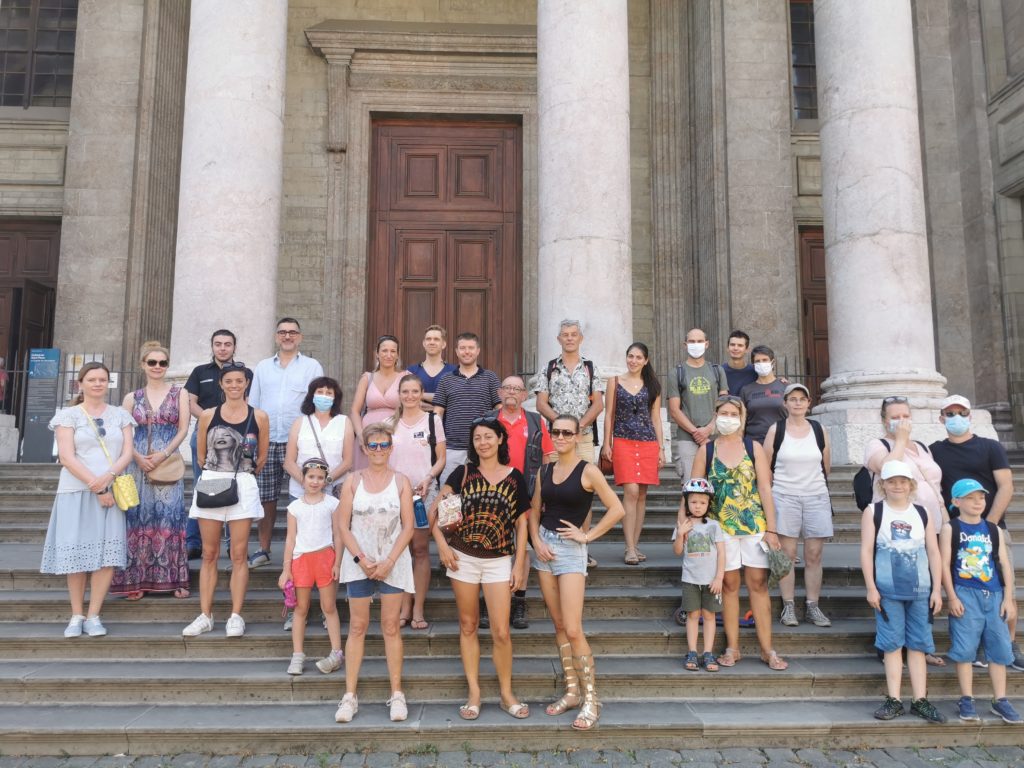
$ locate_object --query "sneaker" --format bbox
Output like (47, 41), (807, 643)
(283, 611), (294, 632)
(957, 696), (980, 722)
(225, 613), (245, 637)
(247, 550), (270, 568)
(973, 648), (988, 668)
(335, 692), (358, 723)
(83, 616), (107, 637)
(287, 652), (305, 675)
(873, 696), (905, 721)
(479, 598), (490, 629)
(182, 613), (214, 637)
(991, 698), (1023, 724)
(780, 602), (798, 627)
(805, 602), (832, 628)
(63, 614), (86, 638)
(910, 697), (947, 724)
(387, 691), (408, 722)
(511, 596), (529, 629)
(316, 649), (344, 674)
(1011, 643), (1024, 672)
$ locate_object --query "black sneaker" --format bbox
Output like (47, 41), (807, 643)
(511, 596), (528, 629)
(910, 697), (947, 724)
(478, 598), (490, 629)
(873, 696), (905, 721)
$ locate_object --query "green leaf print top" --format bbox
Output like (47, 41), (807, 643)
(707, 440), (767, 536)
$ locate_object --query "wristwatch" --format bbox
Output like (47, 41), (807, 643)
(353, 552), (366, 564)
(326, 474), (334, 484)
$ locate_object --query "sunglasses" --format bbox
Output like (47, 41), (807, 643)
(471, 416), (499, 428)
(550, 428), (577, 439)
(222, 361), (247, 370)
(716, 395), (743, 406)
(302, 460), (330, 472)
(366, 441), (392, 452)
(92, 417), (106, 437)
(942, 410), (969, 418)
(882, 396), (908, 405)
(145, 359), (169, 368)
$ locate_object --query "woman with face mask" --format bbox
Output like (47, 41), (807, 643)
(738, 345), (787, 444)
(690, 395), (787, 671)
(285, 377), (355, 502)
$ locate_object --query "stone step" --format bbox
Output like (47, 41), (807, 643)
(2, 697), (1023, 756)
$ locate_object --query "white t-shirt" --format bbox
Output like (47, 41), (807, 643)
(289, 414), (348, 498)
(389, 413), (445, 488)
(287, 495), (339, 556)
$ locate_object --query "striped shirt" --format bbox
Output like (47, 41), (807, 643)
(433, 367), (501, 450)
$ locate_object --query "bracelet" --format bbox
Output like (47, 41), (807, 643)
(765, 530), (777, 534)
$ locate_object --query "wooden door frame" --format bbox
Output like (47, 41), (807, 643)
(798, 225), (828, 403)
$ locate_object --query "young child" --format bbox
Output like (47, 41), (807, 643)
(673, 478), (725, 672)
(860, 460), (945, 723)
(941, 478), (1021, 724)
(278, 459), (345, 675)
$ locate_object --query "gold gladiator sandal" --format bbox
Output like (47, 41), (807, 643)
(546, 642), (581, 715)
(573, 653), (601, 730)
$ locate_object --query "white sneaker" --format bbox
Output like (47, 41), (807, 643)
(64, 614), (86, 638)
(387, 691), (408, 722)
(316, 649), (344, 674)
(182, 613), (214, 637)
(287, 652), (305, 675)
(335, 692), (358, 723)
(225, 613), (245, 637)
(83, 615), (107, 637)
(282, 611), (294, 632)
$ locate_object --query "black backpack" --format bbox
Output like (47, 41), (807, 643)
(853, 439), (930, 510)
(948, 518), (1003, 588)
(770, 418), (826, 477)
(871, 501), (931, 588)
(426, 412), (439, 488)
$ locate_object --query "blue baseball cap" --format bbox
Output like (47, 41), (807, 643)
(951, 478), (988, 499)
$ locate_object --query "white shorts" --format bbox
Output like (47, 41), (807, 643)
(189, 471), (264, 522)
(447, 551), (512, 585)
(723, 531), (768, 571)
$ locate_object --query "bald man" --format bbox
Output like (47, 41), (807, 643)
(667, 328), (728, 485)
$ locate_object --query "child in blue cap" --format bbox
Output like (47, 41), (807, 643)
(940, 477), (1021, 723)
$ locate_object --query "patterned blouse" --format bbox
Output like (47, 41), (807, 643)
(443, 464), (530, 558)
(535, 357), (605, 434)
(612, 383), (657, 442)
(707, 440), (767, 536)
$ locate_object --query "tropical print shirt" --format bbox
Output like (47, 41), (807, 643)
(707, 442), (766, 536)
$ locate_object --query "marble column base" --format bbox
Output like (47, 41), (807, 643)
(0, 414), (19, 462)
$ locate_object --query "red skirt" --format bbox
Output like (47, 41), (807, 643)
(612, 438), (661, 486)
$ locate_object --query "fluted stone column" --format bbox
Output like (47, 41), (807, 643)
(536, 0), (632, 375)
(169, 0), (288, 374)
(813, 0), (963, 463)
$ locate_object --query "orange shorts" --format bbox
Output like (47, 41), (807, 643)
(291, 547), (336, 589)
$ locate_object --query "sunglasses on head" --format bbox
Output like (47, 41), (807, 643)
(471, 416), (499, 428)
(716, 395), (743, 406)
(145, 359), (169, 368)
(882, 396), (908, 405)
(302, 459), (329, 472)
(222, 361), (247, 370)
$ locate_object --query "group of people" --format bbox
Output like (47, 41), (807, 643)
(37, 318), (1022, 728)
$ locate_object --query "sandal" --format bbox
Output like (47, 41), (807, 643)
(458, 703), (480, 720)
(501, 700), (530, 719)
(761, 650), (788, 670)
(717, 647), (741, 667)
(123, 591), (144, 601)
(623, 551), (640, 566)
(684, 650), (700, 671)
(636, 550), (647, 562)
(398, 617), (409, 629)
(572, 653), (600, 730)
(410, 618), (430, 630)
(546, 643), (581, 716)
(925, 653), (946, 667)
(173, 588), (190, 599)
(701, 652), (719, 672)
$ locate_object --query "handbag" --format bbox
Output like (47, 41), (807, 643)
(80, 405), (140, 512)
(598, 376), (616, 474)
(436, 461), (469, 532)
(144, 394), (185, 484)
(195, 410), (252, 509)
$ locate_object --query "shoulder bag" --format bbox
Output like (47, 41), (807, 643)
(144, 391), (185, 484)
(195, 410), (252, 508)
(80, 405), (139, 512)
(436, 461), (469, 531)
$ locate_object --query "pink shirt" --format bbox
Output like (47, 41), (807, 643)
(389, 413), (445, 487)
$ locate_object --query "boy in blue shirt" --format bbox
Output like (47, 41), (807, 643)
(940, 478), (1021, 723)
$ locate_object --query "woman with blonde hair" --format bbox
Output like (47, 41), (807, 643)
(350, 335), (408, 469)
(111, 342), (191, 600)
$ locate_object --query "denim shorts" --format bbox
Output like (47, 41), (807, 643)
(874, 595), (935, 654)
(532, 525), (588, 577)
(345, 577), (404, 599)
(947, 585), (1014, 666)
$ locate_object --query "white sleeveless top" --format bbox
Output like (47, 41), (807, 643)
(289, 414), (348, 498)
(339, 474), (414, 593)
(771, 427), (828, 496)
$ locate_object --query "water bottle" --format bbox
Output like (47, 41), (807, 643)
(413, 495), (428, 528)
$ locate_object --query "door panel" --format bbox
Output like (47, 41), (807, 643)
(799, 227), (829, 402)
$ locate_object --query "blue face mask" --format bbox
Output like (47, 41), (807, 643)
(312, 394), (334, 412)
(945, 414), (970, 436)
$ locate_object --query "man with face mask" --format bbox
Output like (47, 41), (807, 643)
(929, 395), (1021, 669)
(668, 329), (729, 485)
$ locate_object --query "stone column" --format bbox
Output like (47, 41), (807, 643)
(813, 0), (951, 463)
(536, 0), (632, 375)
(169, 0), (288, 375)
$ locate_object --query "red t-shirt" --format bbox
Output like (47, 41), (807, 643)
(497, 410), (554, 477)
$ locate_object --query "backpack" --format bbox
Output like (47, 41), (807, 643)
(872, 501), (931, 590)
(676, 362), (726, 398)
(488, 408), (545, 497)
(853, 439), (930, 510)
(948, 518), (1003, 589)
(426, 412), (439, 488)
(769, 418), (826, 477)
(545, 357), (597, 445)
(704, 436), (756, 473)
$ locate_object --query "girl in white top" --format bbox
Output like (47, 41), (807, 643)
(278, 459), (344, 676)
(388, 373), (446, 629)
(284, 377), (355, 499)
(334, 423), (415, 725)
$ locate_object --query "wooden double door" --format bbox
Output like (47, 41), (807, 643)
(367, 119), (522, 375)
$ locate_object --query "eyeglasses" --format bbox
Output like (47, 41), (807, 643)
(276, 330), (300, 337)
(366, 441), (392, 452)
(145, 359), (169, 368)
(550, 428), (577, 438)
(882, 396), (908, 405)
(500, 386), (526, 393)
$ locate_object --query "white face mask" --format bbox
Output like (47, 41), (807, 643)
(887, 418), (908, 434)
(687, 342), (706, 359)
(716, 416), (741, 435)
(754, 361), (773, 376)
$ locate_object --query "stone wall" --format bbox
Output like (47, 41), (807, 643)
(0, 119), (67, 217)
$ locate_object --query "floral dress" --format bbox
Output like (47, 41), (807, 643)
(111, 386), (189, 595)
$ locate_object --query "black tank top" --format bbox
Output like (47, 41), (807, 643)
(204, 405), (258, 473)
(540, 460), (594, 530)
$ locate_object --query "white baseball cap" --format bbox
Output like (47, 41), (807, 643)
(940, 394), (971, 411)
(880, 460), (914, 480)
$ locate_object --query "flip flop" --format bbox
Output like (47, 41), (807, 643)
(398, 617), (409, 628)
(123, 591), (144, 601)
(458, 703), (480, 720)
(410, 618), (430, 630)
(173, 588), (191, 599)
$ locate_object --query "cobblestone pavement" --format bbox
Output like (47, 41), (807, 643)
(3, 746), (1024, 768)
